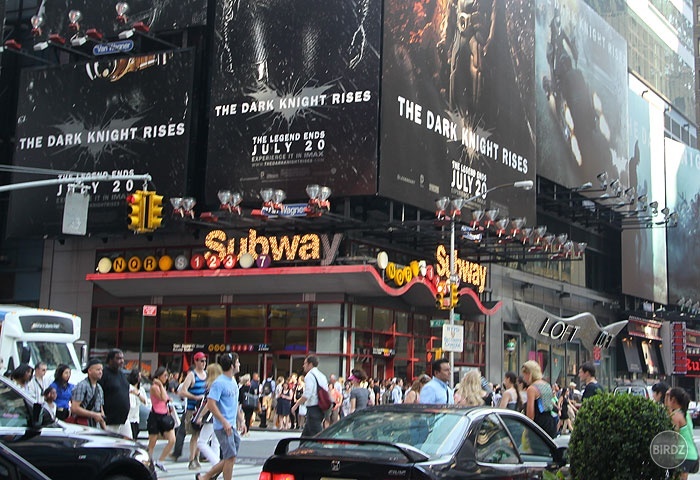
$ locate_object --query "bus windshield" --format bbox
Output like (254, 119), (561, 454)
(18, 341), (75, 370)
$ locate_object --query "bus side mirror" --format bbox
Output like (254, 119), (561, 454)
(77, 342), (88, 369)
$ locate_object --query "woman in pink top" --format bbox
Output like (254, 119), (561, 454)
(147, 367), (176, 472)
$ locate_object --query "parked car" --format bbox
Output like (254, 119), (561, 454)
(260, 404), (568, 480)
(613, 385), (653, 399)
(0, 442), (53, 480)
(0, 376), (157, 480)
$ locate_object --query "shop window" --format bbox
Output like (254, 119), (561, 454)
(121, 306), (145, 330)
(230, 305), (266, 328)
(191, 305), (227, 329)
(157, 328), (186, 352)
(353, 305), (371, 330)
(459, 321), (485, 366)
(269, 304), (309, 329)
(94, 307), (119, 329)
(121, 328), (156, 353)
(160, 306), (187, 329)
(222, 329), (265, 345)
(395, 311), (409, 333)
(413, 314), (430, 337)
(395, 335), (409, 357)
(270, 329), (308, 352)
(373, 308), (393, 332)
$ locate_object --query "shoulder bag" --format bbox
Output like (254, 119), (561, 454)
(311, 371), (331, 411)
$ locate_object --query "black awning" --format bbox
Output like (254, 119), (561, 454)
(622, 337), (643, 373)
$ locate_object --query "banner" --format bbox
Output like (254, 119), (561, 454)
(379, 0), (536, 218)
(535, 0), (628, 189)
(205, 0), (382, 202)
(38, 0), (207, 40)
(621, 88), (667, 304)
(664, 138), (700, 305)
(8, 49), (195, 237)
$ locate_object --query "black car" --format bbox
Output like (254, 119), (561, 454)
(0, 376), (157, 480)
(0, 442), (52, 480)
(260, 405), (568, 480)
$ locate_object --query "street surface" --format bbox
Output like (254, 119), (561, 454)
(147, 428), (700, 480)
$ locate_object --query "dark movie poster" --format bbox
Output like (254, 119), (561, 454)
(38, 0), (207, 39)
(665, 139), (700, 305)
(205, 0), (382, 202)
(621, 89), (667, 304)
(380, 0), (536, 218)
(535, 0), (628, 189)
(8, 49), (194, 237)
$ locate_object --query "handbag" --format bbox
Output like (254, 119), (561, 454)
(192, 396), (213, 424)
(169, 403), (181, 429)
(243, 391), (259, 409)
(65, 385), (97, 426)
(311, 371), (331, 411)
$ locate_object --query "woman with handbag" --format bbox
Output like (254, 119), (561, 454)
(147, 367), (176, 473)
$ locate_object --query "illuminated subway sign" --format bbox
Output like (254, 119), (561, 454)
(205, 229), (341, 264)
(434, 245), (488, 293)
(538, 317), (580, 343)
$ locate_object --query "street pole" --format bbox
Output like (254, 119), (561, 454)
(138, 311), (145, 370)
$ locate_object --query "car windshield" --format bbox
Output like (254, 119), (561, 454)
(18, 341), (74, 370)
(315, 408), (470, 458)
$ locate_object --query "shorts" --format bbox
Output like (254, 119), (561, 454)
(214, 427), (241, 460)
(147, 411), (174, 435)
(183, 410), (201, 434)
(679, 458), (700, 474)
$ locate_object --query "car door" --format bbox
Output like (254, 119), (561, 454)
(499, 413), (562, 479)
(458, 413), (529, 479)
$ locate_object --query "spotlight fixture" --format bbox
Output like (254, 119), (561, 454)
(68, 9), (82, 31)
(305, 184), (332, 216)
(30, 15), (44, 36)
(596, 171), (608, 189)
(116, 2), (129, 24)
(435, 196), (450, 220)
(450, 197), (466, 218)
(170, 196), (196, 218)
(648, 201), (658, 215)
(259, 188), (285, 215)
(217, 190), (242, 214)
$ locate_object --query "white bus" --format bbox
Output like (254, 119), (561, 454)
(0, 305), (87, 384)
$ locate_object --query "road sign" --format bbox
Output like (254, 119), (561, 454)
(442, 324), (464, 352)
(430, 319), (447, 328)
(142, 305), (157, 317)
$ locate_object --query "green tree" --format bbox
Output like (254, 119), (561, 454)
(568, 392), (675, 479)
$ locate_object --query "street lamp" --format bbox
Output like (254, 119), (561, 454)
(437, 180), (533, 387)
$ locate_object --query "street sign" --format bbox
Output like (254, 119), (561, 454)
(142, 305), (157, 317)
(430, 319), (447, 328)
(442, 324), (464, 352)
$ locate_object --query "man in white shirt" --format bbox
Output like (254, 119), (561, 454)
(26, 362), (49, 404)
(419, 359), (454, 404)
(292, 355), (328, 437)
(391, 378), (404, 404)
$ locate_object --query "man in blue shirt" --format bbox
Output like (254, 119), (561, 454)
(419, 358), (454, 404)
(196, 353), (246, 480)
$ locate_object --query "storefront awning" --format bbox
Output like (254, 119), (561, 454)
(621, 337), (643, 373)
(86, 265), (502, 314)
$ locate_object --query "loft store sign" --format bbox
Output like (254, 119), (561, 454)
(205, 229), (342, 266)
(514, 301), (627, 352)
(435, 244), (488, 293)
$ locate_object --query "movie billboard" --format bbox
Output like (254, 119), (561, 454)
(38, 0), (207, 40)
(621, 89), (667, 304)
(665, 138), (700, 305)
(8, 49), (194, 237)
(205, 0), (382, 203)
(535, 0), (628, 189)
(379, 0), (536, 218)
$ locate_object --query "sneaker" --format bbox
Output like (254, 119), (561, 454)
(154, 461), (168, 473)
(188, 459), (201, 470)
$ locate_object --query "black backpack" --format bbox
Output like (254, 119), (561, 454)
(262, 380), (273, 395)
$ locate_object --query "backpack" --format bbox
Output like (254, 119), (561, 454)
(262, 380), (272, 395)
(382, 388), (393, 405)
(310, 371), (331, 410)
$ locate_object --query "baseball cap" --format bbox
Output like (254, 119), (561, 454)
(193, 352), (206, 361)
(82, 357), (102, 374)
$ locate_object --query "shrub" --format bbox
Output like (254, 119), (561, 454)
(568, 392), (674, 480)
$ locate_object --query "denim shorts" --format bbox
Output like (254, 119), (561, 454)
(214, 427), (241, 460)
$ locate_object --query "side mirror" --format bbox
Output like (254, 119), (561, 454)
(76, 342), (88, 370)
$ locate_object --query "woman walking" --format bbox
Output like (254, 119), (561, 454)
(666, 387), (699, 479)
(557, 387), (575, 434)
(521, 361), (557, 438)
(348, 369), (371, 413)
(49, 364), (74, 421)
(147, 367), (176, 472)
(195, 363), (223, 466)
(499, 371), (523, 411)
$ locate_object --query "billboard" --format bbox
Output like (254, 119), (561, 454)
(8, 49), (195, 237)
(535, 0), (628, 189)
(665, 138), (700, 305)
(621, 89), (667, 304)
(379, 0), (536, 218)
(38, 0), (207, 39)
(205, 0), (382, 203)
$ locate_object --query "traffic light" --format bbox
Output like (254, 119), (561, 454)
(436, 280), (446, 309)
(450, 283), (460, 308)
(126, 190), (146, 232)
(146, 192), (164, 230)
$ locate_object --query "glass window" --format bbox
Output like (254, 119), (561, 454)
(157, 328), (186, 352)
(270, 329), (307, 352)
(94, 307), (119, 329)
(222, 329), (265, 345)
(160, 306), (187, 329)
(395, 336), (409, 357)
(500, 414), (554, 462)
(353, 305), (370, 330)
(395, 311), (409, 333)
(474, 414), (519, 464)
(269, 304), (308, 329)
(230, 305), (266, 328)
(373, 308), (392, 332)
(122, 306), (144, 330)
(121, 328), (155, 352)
(191, 305), (226, 329)
(0, 383), (30, 428)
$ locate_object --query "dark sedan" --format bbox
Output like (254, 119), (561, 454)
(0, 376), (156, 480)
(260, 405), (568, 480)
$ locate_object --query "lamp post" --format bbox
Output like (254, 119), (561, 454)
(438, 180), (533, 387)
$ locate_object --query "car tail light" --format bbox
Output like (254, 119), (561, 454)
(259, 473), (296, 480)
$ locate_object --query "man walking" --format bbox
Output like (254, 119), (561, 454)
(196, 353), (246, 480)
(71, 358), (106, 429)
(578, 361), (604, 403)
(26, 361), (49, 404)
(419, 359), (454, 404)
(173, 351), (207, 469)
(291, 354), (328, 437)
(99, 348), (131, 437)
